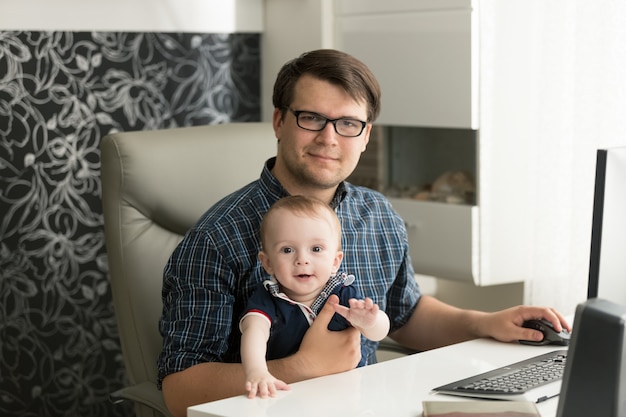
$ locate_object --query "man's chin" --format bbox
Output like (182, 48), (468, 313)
(303, 169), (345, 188)
(308, 179), (342, 191)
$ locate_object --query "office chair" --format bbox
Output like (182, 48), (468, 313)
(100, 122), (277, 417)
(100, 121), (414, 416)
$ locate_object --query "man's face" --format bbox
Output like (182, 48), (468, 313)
(272, 74), (371, 195)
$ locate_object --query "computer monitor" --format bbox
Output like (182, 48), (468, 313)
(587, 146), (626, 306)
(555, 147), (626, 416)
(556, 298), (626, 417)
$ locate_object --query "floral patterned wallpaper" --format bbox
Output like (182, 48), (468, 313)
(0, 31), (260, 417)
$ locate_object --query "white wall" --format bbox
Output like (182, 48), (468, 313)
(0, 0), (263, 32)
(261, 0), (335, 121)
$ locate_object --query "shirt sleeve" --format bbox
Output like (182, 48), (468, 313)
(337, 189), (422, 334)
(239, 283), (275, 332)
(382, 196), (421, 331)
(385, 250), (421, 332)
(326, 284), (361, 331)
(157, 227), (236, 387)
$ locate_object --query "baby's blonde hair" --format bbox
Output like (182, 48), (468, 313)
(260, 195), (342, 250)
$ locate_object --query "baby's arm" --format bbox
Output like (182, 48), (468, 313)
(330, 297), (390, 341)
(240, 314), (290, 398)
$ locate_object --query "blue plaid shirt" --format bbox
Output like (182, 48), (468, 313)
(157, 157), (421, 387)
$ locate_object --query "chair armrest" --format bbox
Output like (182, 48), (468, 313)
(378, 336), (419, 355)
(110, 381), (173, 417)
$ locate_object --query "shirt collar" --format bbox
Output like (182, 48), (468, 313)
(260, 157), (348, 209)
(263, 272), (354, 316)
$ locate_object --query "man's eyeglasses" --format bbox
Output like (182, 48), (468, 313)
(288, 109), (367, 137)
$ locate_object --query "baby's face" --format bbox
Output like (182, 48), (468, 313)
(259, 209), (343, 305)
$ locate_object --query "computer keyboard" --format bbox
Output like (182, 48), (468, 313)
(432, 350), (568, 403)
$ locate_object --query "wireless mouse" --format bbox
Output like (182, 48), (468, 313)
(519, 319), (571, 346)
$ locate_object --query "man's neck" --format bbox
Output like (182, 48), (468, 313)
(271, 167), (338, 205)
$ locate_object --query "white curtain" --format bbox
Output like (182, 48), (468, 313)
(480, 1), (626, 314)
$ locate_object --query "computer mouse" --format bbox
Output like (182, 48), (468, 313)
(519, 319), (571, 346)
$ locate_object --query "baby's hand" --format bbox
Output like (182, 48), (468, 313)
(332, 297), (380, 329)
(245, 370), (290, 399)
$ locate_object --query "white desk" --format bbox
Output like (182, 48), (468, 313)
(188, 338), (564, 417)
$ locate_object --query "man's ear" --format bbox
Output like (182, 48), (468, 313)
(272, 107), (284, 140)
(258, 251), (273, 275)
(361, 124), (372, 152)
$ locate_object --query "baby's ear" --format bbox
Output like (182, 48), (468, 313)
(258, 251), (273, 275)
(333, 251), (344, 271)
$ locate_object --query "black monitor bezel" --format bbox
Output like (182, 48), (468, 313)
(587, 149), (607, 299)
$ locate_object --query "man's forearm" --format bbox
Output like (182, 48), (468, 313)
(390, 295), (485, 351)
(162, 362), (247, 417)
(162, 354), (329, 417)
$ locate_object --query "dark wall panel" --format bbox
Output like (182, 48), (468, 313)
(0, 30), (260, 417)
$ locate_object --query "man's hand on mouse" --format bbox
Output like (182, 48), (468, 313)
(476, 305), (572, 344)
(519, 318), (571, 346)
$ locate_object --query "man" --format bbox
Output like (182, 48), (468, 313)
(158, 49), (570, 417)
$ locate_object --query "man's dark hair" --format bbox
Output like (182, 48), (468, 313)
(272, 49), (381, 122)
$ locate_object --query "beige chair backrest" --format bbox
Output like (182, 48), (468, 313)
(101, 122), (276, 416)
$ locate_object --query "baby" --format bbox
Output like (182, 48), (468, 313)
(239, 195), (390, 398)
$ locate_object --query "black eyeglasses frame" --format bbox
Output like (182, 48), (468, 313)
(288, 108), (367, 138)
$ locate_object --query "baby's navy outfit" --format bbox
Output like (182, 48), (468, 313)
(240, 272), (369, 367)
